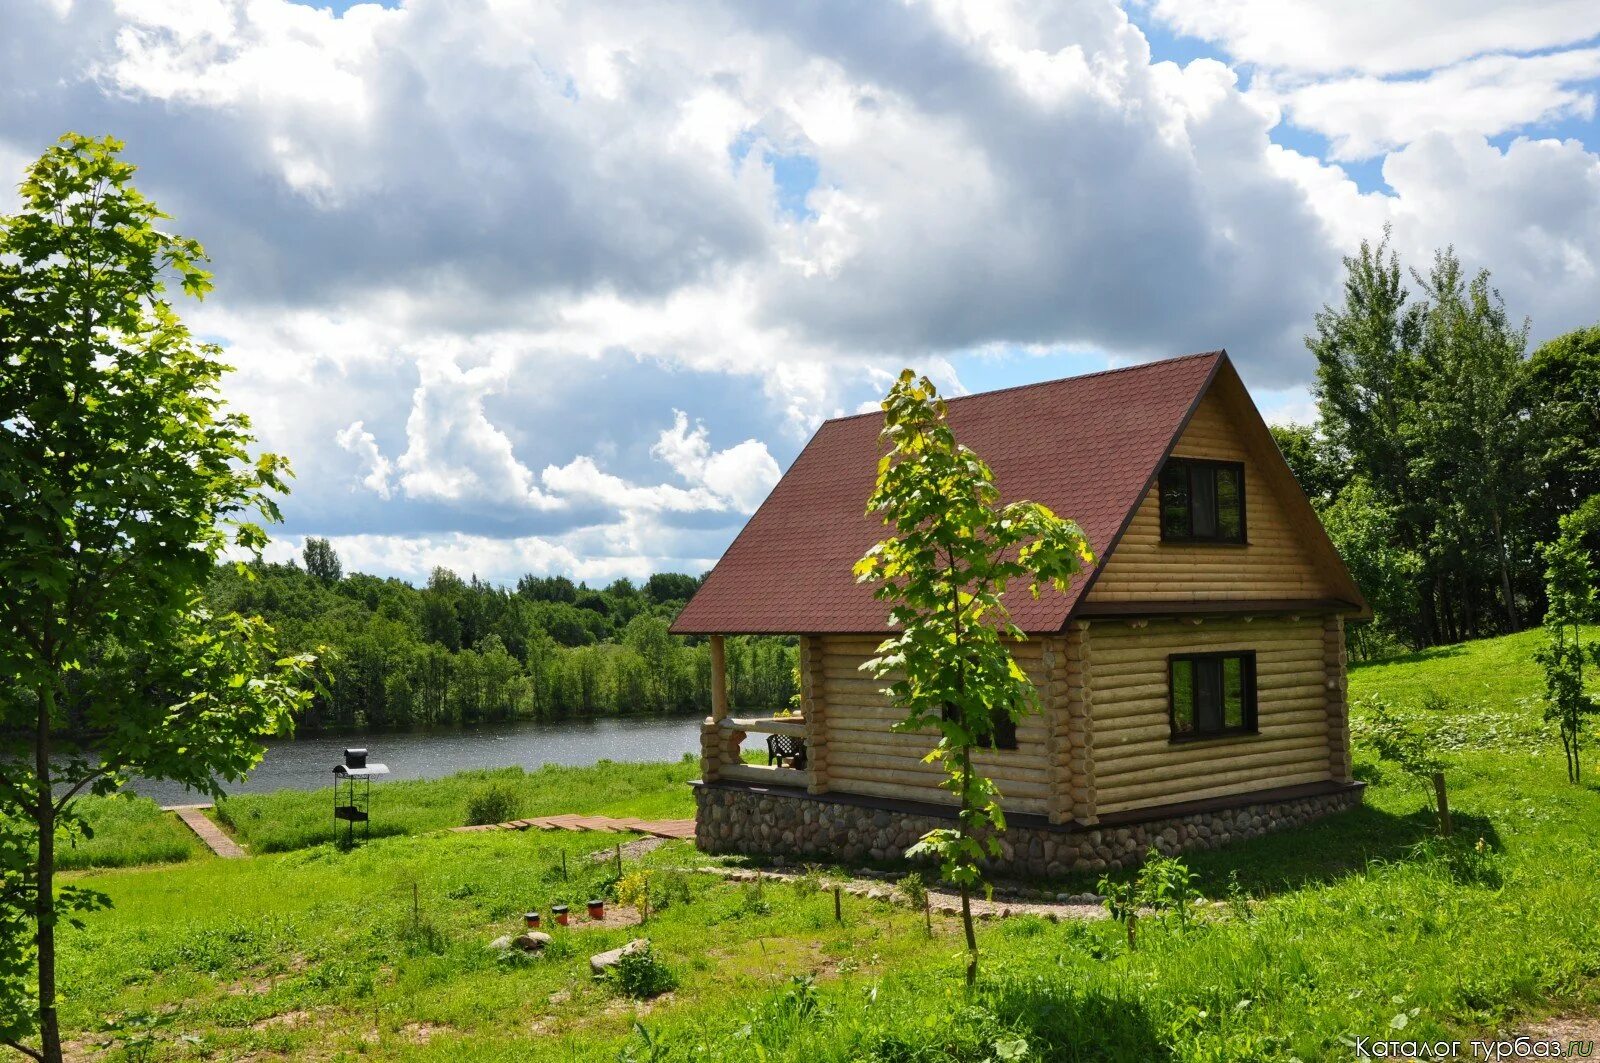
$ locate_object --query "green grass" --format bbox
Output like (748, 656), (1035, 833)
(57, 794), (207, 871)
(47, 630), (1600, 1060)
(213, 756), (707, 852)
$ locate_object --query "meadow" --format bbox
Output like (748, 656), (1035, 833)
(51, 629), (1600, 1060)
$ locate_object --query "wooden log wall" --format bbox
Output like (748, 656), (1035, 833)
(1323, 615), (1353, 784)
(1056, 622), (1097, 824)
(1085, 387), (1341, 604)
(1087, 616), (1333, 815)
(816, 634), (1059, 814)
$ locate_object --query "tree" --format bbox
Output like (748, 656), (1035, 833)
(1525, 326), (1600, 537)
(1269, 422), (1345, 506)
(0, 134), (315, 1061)
(302, 537), (342, 585)
(1318, 477), (1421, 658)
(1535, 496), (1600, 784)
(854, 370), (1093, 988)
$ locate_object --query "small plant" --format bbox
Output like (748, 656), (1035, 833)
(896, 871), (933, 936)
(464, 782), (520, 827)
(617, 871), (653, 922)
(655, 870), (692, 910)
(1358, 695), (1452, 835)
(1535, 497), (1600, 784)
(1224, 871), (1253, 923)
(793, 865), (825, 898)
(1098, 874), (1140, 951)
(740, 880), (772, 916)
(1136, 848), (1201, 930)
(610, 945), (677, 999)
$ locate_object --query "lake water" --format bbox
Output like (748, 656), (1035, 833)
(129, 714), (751, 806)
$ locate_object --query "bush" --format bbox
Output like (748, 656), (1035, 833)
(464, 783), (520, 826)
(610, 945), (677, 999)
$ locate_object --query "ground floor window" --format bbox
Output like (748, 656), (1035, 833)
(1169, 651), (1257, 739)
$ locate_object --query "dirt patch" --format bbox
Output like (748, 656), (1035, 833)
(1517, 1014), (1600, 1044)
(251, 1008), (312, 1030)
(691, 866), (1110, 922)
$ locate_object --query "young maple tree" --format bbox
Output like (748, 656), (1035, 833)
(855, 370), (1093, 988)
(0, 135), (315, 1062)
(1536, 495), (1600, 784)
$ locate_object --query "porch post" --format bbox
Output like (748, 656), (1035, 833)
(700, 634), (731, 781)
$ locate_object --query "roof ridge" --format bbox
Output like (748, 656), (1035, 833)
(821, 350), (1225, 426)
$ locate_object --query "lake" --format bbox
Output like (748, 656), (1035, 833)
(128, 714), (754, 806)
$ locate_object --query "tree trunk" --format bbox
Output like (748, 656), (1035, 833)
(960, 883), (976, 989)
(1491, 510), (1520, 632)
(35, 689), (61, 1063)
(1431, 772), (1452, 837)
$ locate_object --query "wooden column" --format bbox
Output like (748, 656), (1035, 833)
(1323, 614), (1353, 784)
(700, 634), (731, 782)
(1061, 620), (1097, 825)
(799, 635), (830, 794)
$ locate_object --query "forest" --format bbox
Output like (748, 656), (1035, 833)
(1271, 237), (1600, 658)
(207, 555), (796, 731)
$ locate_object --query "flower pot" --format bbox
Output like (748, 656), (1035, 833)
(587, 899), (605, 920)
(524, 911), (540, 929)
(552, 904), (569, 926)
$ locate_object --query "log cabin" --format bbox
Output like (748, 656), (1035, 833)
(671, 351), (1368, 875)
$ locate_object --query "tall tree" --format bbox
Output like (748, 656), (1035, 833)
(855, 370), (1093, 988)
(1308, 230), (1429, 640)
(1525, 326), (1600, 538)
(301, 537), (343, 585)
(0, 135), (315, 1061)
(1412, 249), (1532, 634)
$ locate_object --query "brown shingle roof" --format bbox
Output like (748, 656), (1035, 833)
(671, 351), (1225, 635)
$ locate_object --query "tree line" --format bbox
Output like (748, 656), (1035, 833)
(208, 546), (796, 731)
(1273, 233), (1600, 657)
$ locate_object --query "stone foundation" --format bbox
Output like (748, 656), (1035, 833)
(694, 780), (1364, 878)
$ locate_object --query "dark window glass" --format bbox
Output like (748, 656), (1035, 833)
(1160, 462), (1190, 539)
(1158, 459), (1246, 543)
(1171, 659), (1194, 734)
(990, 710), (1018, 751)
(1169, 652), (1256, 739)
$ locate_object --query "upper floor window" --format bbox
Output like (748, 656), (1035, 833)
(1169, 651), (1257, 740)
(1159, 458), (1245, 543)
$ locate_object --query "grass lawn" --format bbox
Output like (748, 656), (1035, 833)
(58, 794), (209, 871)
(49, 630), (1600, 1060)
(213, 756), (708, 853)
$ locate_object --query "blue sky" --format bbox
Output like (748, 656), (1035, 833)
(4, 0), (1598, 584)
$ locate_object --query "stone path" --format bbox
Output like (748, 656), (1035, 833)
(686, 865), (1111, 922)
(165, 803), (247, 859)
(450, 814), (697, 840)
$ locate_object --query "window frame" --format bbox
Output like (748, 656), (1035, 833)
(1158, 457), (1248, 545)
(1167, 650), (1259, 742)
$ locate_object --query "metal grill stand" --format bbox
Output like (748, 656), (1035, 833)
(333, 748), (389, 848)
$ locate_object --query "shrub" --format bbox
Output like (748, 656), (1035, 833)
(1135, 848), (1201, 930)
(610, 945), (677, 999)
(896, 871), (928, 911)
(464, 783), (519, 826)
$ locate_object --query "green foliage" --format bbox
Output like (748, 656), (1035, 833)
(1097, 874), (1140, 951)
(895, 872), (928, 911)
(464, 782), (521, 827)
(854, 369), (1092, 986)
(1135, 849), (1202, 931)
(609, 944), (677, 999)
(300, 537), (342, 585)
(0, 133), (316, 1058)
(1304, 231), (1600, 650)
(205, 560), (794, 729)
(1354, 695), (1446, 785)
(1535, 495), (1600, 783)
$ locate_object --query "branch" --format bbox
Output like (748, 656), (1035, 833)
(2, 1038), (45, 1062)
(54, 765), (114, 816)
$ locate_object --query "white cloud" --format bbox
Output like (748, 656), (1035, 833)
(334, 420), (393, 499)
(1264, 50), (1600, 160)
(652, 411), (782, 511)
(1146, 0), (1600, 77)
(5, 0), (1599, 584)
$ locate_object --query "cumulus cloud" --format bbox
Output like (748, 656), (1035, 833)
(3, 0), (1597, 583)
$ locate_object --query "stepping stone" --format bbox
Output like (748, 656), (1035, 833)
(589, 938), (649, 974)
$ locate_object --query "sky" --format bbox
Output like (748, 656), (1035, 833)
(2, 0), (1598, 587)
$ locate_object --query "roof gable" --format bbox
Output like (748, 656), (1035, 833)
(672, 351), (1232, 635)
